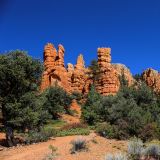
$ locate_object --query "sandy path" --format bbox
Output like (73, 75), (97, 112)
(0, 133), (127, 160)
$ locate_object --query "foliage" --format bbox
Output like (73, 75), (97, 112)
(70, 137), (87, 154)
(6, 92), (51, 131)
(119, 72), (128, 87)
(105, 139), (160, 160)
(0, 51), (51, 134)
(71, 91), (83, 103)
(88, 59), (100, 84)
(56, 127), (90, 137)
(143, 143), (160, 159)
(139, 123), (160, 141)
(26, 127), (56, 144)
(128, 137), (143, 160)
(96, 122), (115, 138)
(133, 74), (142, 82)
(44, 120), (66, 130)
(81, 85), (101, 125)
(82, 79), (160, 140)
(43, 145), (58, 160)
(44, 86), (73, 119)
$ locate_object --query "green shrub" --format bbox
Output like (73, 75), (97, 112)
(70, 137), (87, 154)
(96, 122), (115, 138)
(44, 86), (73, 119)
(139, 123), (160, 141)
(82, 79), (160, 140)
(26, 128), (56, 144)
(81, 85), (101, 125)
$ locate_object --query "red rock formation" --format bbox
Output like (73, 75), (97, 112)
(142, 68), (160, 94)
(41, 43), (135, 96)
(41, 43), (71, 92)
(70, 54), (88, 93)
(40, 43), (56, 91)
(96, 48), (120, 95)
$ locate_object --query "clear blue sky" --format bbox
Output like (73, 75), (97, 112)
(0, 0), (160, 75)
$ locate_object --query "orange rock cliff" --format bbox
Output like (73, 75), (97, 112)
(40, 43), (134, 95)
(142, 68), (160, 94)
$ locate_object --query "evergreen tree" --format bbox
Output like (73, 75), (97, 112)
(0, 50), (49, 146)
(81, 85), (101, 125)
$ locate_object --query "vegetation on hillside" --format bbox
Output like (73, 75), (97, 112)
(82, 75), (160, 141)
(1, 51), (160, 147)
(0, 51), (74, 146)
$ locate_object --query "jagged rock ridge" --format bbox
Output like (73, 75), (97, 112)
(41, 43), (134, 95)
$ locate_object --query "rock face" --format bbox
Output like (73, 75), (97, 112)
(96, 48), (120, 95)
(41, 43), (134, 95)
(70, 54), (88, 93)
(40, 43), (71, 92)
(112, 63), (134, 86)
(142, 68), (160, 94)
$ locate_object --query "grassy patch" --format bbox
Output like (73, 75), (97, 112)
(56, 128), (90, 137)
(44, 120), (66, 130)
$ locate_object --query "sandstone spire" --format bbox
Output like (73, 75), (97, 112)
(43, 43), (57, 70)
(97, 48), (111, 69)
(41, 43), (135, 96)
(75, 54), (85, 70)
(56, 44), (65, 67)
(96, 47), (120, 95)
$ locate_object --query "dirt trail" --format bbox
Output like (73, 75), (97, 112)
(0, 133), (127, 160)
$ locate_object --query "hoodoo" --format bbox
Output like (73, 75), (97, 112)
(41, 43), (133, 95)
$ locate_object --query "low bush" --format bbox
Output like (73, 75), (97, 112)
(105, 153), (127, 160)
(26, 128), (56, 144)
(143, 143), (160, 159)
(95, 122), (115, 138)
(43, 145), (58, 160)
(105, 138), (160, 160)
(70, 137), (87, 154)
(128, 137), (143, 160)
(139, 123), (160, 142)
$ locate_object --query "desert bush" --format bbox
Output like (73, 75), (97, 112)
(26, 128), (56, 144)
(95, 122), (115, 138)
(43, 145), (58, 160)
(70, 137), (87, 153)
(128, 137), (143, 160)
(105, 153), (128, 160)
(142, 143), (160, 159)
